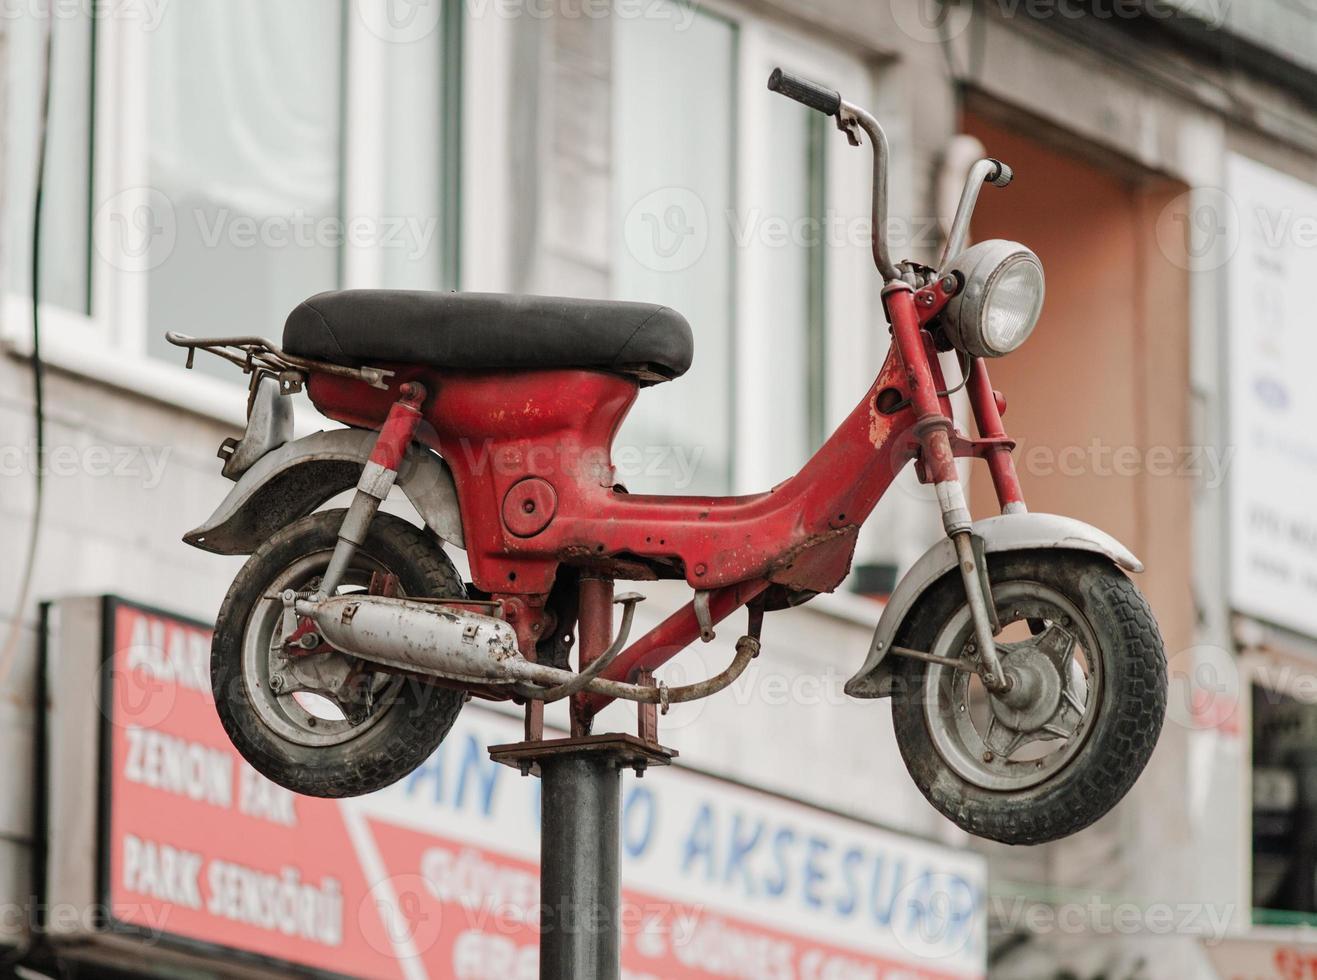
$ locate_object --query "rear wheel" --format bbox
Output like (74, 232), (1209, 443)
(890, 550), (1166, 845)
(211, 509), (466, 798)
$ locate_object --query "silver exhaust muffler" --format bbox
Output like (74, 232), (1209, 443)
(293, 593), (759, 707)
(295, 594), (548, 687)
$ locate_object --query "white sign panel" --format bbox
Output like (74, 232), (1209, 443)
(1227, 154), (1317, 636)
(353, 705), (990, 979)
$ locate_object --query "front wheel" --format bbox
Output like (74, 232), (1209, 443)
(211, 509), (468, 798)
(891, 550), (1166, 845)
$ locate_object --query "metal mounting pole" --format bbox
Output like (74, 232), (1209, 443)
(489, 733), (676, 980)
(540, 750), (619, 978)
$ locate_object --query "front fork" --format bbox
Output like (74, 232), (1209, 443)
(887, 284), (1022, 693)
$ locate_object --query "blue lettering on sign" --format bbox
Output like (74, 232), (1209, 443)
(802, 835), (830, 909)
(871, 856), (906, 926)
(764, 825), (794, 897)
(454, 734), (500, 816)
(403, 733), (501, 817)
(723, 813), (763, 897)
(901, 869), (935, 937)
(663, 800), (981, 959)
(621, 784), (656, 858)
(835, 846), (864, 917)
(682, 803), (716, 880)
(896, 870), (980, 951)
(404, 744), (445, 803)
(397, 720), (985, 961)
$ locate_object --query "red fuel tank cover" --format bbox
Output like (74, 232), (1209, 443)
(502, 477), (558, 537)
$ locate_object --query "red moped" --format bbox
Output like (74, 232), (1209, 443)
(173, 69), (1166, 845)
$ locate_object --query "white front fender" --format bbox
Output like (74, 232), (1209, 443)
(844, 512), (1141, 699)
(183, 428), (464, 554)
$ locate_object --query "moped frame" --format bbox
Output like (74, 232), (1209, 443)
(259, 71), (1026, 730)
(303, 276), (1022, 724)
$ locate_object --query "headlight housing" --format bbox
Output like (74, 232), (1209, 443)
(941, 240), (1045, 358)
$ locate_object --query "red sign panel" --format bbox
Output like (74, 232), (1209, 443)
(99, 598), (986, 978)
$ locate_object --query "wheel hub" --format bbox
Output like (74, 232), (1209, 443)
(982, 623), (1090, 756)
(924, 584), (1101, 792)
(990, 645), (1062, 733)
(244, 559), (401, 748)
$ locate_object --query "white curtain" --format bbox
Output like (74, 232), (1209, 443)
(612, 7), (736, 495)
(149, 0), (341, 217)
(145, 0), (343, 372)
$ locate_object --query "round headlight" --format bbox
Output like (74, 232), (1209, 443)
(941, 240), (1045, 358)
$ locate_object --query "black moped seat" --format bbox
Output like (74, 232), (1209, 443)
(283, 289), (694, 384)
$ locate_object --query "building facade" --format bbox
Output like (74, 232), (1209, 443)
(0, 0), (1314, 977)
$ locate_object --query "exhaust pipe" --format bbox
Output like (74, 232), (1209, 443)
(296, 594), (543, 686)
(294, 593), (758, 706)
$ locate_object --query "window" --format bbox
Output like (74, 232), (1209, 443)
(1252, 679), (1317, 922)
(756, 105), (829, 470)
(734, 32), (874, 497)
(611, 11), (871, 496)
(612, 6), (737, 496)
(2, 1), (462, 398)
(378, 9), (461, 291)
(142, 1), (345, 380)
(4, 6), (95, 314)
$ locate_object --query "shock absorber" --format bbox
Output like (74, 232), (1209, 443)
(317, 382), (428, 597)
(886, 284), (1010, 693)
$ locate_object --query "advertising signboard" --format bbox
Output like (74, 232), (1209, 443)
(1226, 154), (1317, 636)
(45, 596), (987, 979)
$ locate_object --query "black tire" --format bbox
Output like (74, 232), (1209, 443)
(890, 550), (1166, 845)
(211, 509), (466, 798)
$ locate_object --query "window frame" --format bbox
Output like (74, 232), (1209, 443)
(1, 1), (472, 426)
(1242, 638), (1317, 927)
(610, 3), (741, 496)
(605, 2), (875, 496)
(731, 21), (875, 494)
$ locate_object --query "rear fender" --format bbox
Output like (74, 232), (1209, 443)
(844, 512), (1141, 699)
(184, 428), (464, 555)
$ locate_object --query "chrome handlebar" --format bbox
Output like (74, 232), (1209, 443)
(836, 99), (899, 281)
(768, 67), (1013, 284)
(938, 157), (1013, 270)
(768, 67), (898, 282)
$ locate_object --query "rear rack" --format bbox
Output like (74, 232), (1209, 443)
(165, 332), (395, 391)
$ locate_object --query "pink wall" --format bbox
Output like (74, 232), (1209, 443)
(964, 113), (1194, 655)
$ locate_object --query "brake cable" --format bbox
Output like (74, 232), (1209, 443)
(885, 348), (972, 414)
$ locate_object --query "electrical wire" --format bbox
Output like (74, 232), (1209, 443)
(0, 6), (54, 690)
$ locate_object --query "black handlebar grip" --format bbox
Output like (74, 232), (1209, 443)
(767, 67), (841, 116)
(987, 158), (1014, 187)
